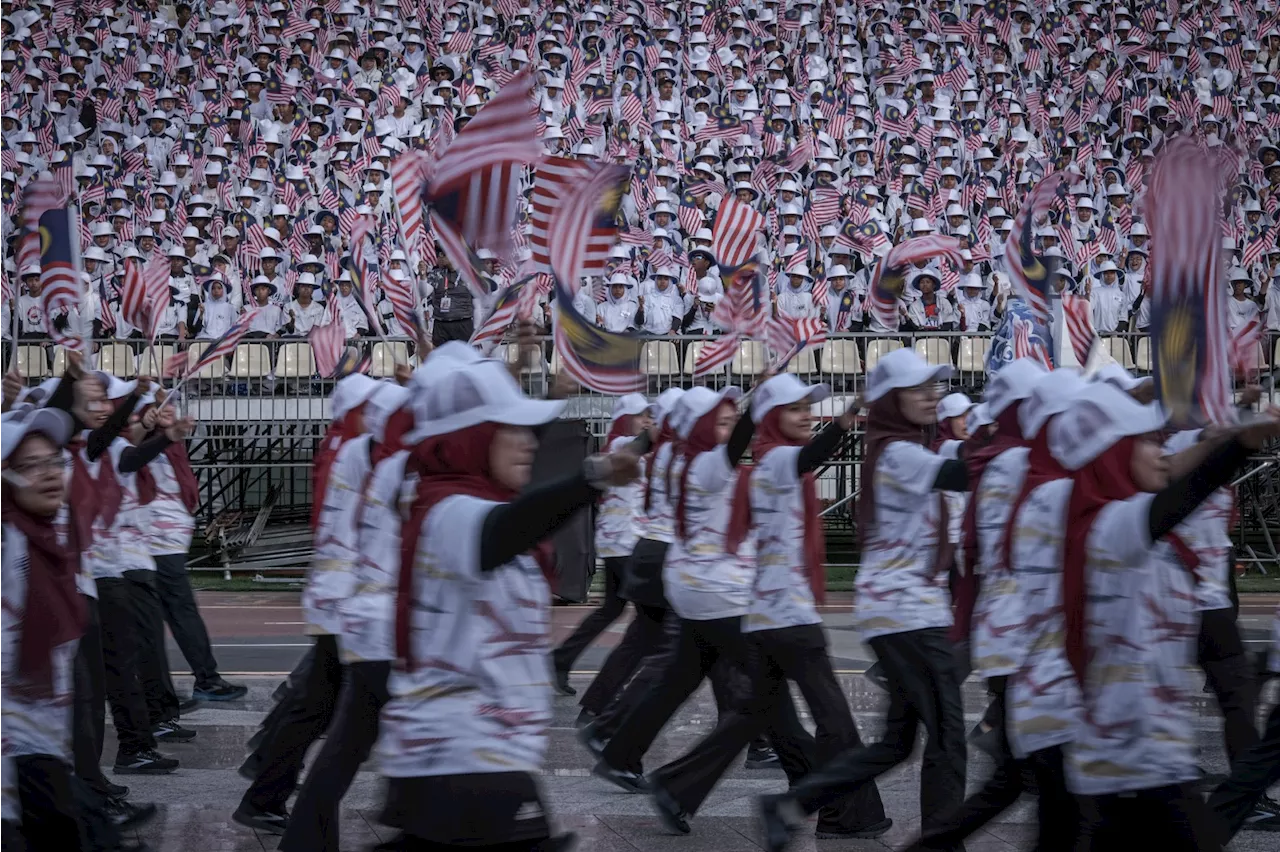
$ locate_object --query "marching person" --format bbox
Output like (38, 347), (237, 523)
(759, 348), (969, 852)
(376, 343), (640, 850)
(551, 394), (654, 696)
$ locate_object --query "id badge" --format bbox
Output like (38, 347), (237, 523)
(439, 295), (452, 313)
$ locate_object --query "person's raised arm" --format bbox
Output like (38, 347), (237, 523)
(797, 398), (860, 474)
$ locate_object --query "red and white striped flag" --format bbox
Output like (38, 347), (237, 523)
(870, 236), (963, 331)
(17, 179), (62, 276)
(1228, 315), (1261, 378)
(766, 315), (828, 367)
(165, 308), (262, 379)
(36, 206), (86, 352)
(692, 335), (740, 377)
(389, 150), (432, 258)
(1061, 293), (1098, 366)
(529, 157), (625, 279)
(1013, 316), (1053, 369)
(120, 257), (172, 341)
(546, 164), (631, 290)
(1005, 173), (1066, 328)
(712, 198), (765, 268)
(309, 299), (347, 378)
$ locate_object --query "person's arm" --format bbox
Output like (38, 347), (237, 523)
(797, 419), (852, 474)
(118, 434), (174, 473)
(46, 370), (77, 416)
(932, 458), (969, 491)
(1148, 439), (1251, 541)
(726, 411), (756, 466)
(86, 394), (140, 461)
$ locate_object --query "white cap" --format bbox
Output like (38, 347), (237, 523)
(364, 382), (410, 444)
(404, 342), (565, 442)
(983, 358), (1048, 418)
(751, 374), (831, 423)
(675, 386), (743, 439)
(610, 392), (652, 423)
(864, 349), (953, 403)
(653, 387), (685, 426)
(1048, 382), (1166, 470)
(1019, 369), (1089, 439)
(1093, 362), (1148, 393)
(330, 373), (381, 421)
(936, 392), (975, 421)
(1, 406), (74, 462)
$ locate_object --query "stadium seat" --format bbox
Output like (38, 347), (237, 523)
(16, 345), (49, 379)
(731, 340), (767, 375)
(820, 339), (862, 377)
(139, 345), (176, 378)
(275, 342), (316, 378)
(50, 347), (68, 377)
(958, 337), (991, 372)
(229, 344), (273, 378)
(499, 342), (521, 365)
(863, 338), (903, 372)
(370, 341), (409, 377)
(682, 339), (708, 375)
(548, 348), (562, 375)
(640, 340), (680, 377)
(785, 345), (817, 375)
(97, 343), (136, 378)
(1103, 336), (1136, 370)
(1134, 336), (1152, 372)
(188, 345), (225, 379)
(914, 337), (953, 368)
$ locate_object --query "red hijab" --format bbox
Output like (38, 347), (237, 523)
(642, 420), (675, 513)
(674, 402), (732, 541)
(395, 422), (556, 668)
(2, 483), (86, 700)
(605, 414), (638, 447)
(726, 407), (826, 604)
(134, 405), (200, 512)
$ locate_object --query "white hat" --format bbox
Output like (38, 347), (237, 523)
(675, 386), (743, 439)
(936, 392), (976, 421)
(1093, 362), (1147, 393)
(610, 392), (653, 423)
(1, 406), (74, 462)
(1048, 382), (1166, 470)
(364, 382), (410, 444)
(330, 373), (381, 421)
(405, 342), (565, 442)
(984, 358), (1048, 418)
(653, 388), (685, 427)
(966, 402), (993, 432)
(752, 374), (831, 424)
(864, 348), (953, 403)
(1019, 369), (1089, 439)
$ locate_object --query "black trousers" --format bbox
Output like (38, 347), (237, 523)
(153, 553), (221, 687)
(787, 628), (968, 845)
(592, 604), (678, 743)
(72, 595), (111, 794)
(379, 772), (551, 847)
(96, 578), (156, 755)
(10, 755), (85, 851)
(278, 661), (391, 852)
(241, 634), (343, 813)
(125, 570), (179, 727)
(1197, 607), (1259, 767)
(1208, 700), (1280, 843)
(603, 617), (808, 797)
(551, 557), (627, 676)
(1077, 782), (1222, 852)
(579, 601), (667, 717)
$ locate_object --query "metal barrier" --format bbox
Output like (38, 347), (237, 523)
(7, 332), (1279, 574)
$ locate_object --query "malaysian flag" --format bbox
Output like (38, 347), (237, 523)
(546, 164), (630, 294)
(1061, 293), (1098, 367)
(1147, 138), (1234, 427)
(422, 70), (539, 299)
(1005, 173), (1066, 329)
(17, 179), (62, 276)
(309, 299), (346, 378)
(165, 308), (263, 379)
(469, 274), (539, 354)
(37, 207), (86, 352)
(348, 215), (383, 335)
(766, 316), (828, 369)
(551, 277), (644, 393)
(390, 150), (432, 257)
(1229, 315), (1262, 378)
(869, 236), (963, 331)
(529, 157), (627, 280)
(712, 198), (765, 268)
(120, 257), (171, 342)
(1013, 316), (1053, 368)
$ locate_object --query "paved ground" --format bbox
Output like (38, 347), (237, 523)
(109, 592), (1280, 851)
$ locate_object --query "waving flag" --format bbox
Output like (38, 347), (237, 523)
(423, 70), (539, 298)
(766, 316), (828, 369)
(348, 215), (383, 335)
(309, 300), (347, 379)
(165, 308), (262, 379)
(1147, 138), (1234, 427)
(546, 163), (631, 290)
(1228, 315), (1262, 379)
(17, 179), (61, 278)
(470, 274), (541, 354)
(869, 236), (963, 331)
(694, 262), (770, 377)
(120, 257), (171, 342)
(551, 277), (645, 393)
(1005, 173), (1066, 328)
(1061, 293), (1097, 366)
(37, 207), (86, 352)
(1013, 316), (1053, 368)
(390, 151), (432, 258)
(712, 197), (765, 268)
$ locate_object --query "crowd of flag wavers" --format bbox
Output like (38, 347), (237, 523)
(4, 330), (1280, 851)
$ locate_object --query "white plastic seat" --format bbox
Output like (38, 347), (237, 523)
(275, 342), (316, 378)
(1103, 336), (1136, 370)
(957, 337), (991, 372)
(682, 340), (708, 374)
(369, 341), (409, 377)
(640, 340), (680, 376)
(784, 345), (818, 375)
(914, 337), (954, 368)
(730, 340), (767, 375)
(863, 338), (903, 372)
(50, 347), (69, 377)
(820, 339), (862, 376)
(1134, 336), (1152, 372)
(97, 343), (136, 378)
(228, 344), (272, 378)
(188, 344), (225, 378)
(16, 345), (50, 379)
(139, 345), (176, 378)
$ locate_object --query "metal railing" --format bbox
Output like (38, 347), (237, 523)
(7, 332), (1278, 574)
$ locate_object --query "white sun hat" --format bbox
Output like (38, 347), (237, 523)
(983, 357), (1048, 419)
(751, 374), (831, 423)
(864, 348), (953, 403)
(675, 385), (743, 438)
(1047, 381), (1166, 470)
(1019, 369), (1089, 439)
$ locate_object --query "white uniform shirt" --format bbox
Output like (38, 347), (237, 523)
(743, 447), (823, 633)
(301, 437), (369, 637)
(1164, 431), (1234, 613)
(969, 448), (1031, 678)
(143, 451), (196, 555)
(376, 495), (551, 777)
(198, 294), (236, 339)
(664, 448), (753, 621)
(595, 435), (642, 558)
(639, 444), (679, 543)
(853, 441), (951, 640)
(776, 287), (819, 320)
(286, 299), (327, 335)
(1090, 282), (1128, 333)
(84, 441), (154, 579)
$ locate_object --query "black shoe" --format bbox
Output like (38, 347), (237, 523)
(576, 721), (609, 761)
(745, 747), (781, 769)
(815, 817), (893, 840)
(95, 780), (129, 799)
(650, 783), (691, 835)
(1242, 811), (1280, 832)
(232, 803), (289, 835)
(863, 661), (889, 692)
(238, 752), (263, 782)
(106, 798), (159, 830)
(153, 719), (197, 742)
(968, 720), (1002, 760)
(178, 697), (202, 713)
(758, 794), (803, 852)
(553, 667), (576, 697)
(592, 760), (648, 794)
(1257, 795), (1280, 816)
(114, 749), (179, 775)
(193, 678), (248, 701)
(574, 708), (596, 729)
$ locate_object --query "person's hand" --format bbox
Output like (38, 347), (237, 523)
(141, 408), (159, 430)
(837, 395), (865, 430)
(268, 332), (278, 339)
(135, 375), (154, 395)
(65, 348), (85, 379)
(164, 416), (195, 442)
(1239, 385), (1263, 407)
(155, 402), (176, 431)
(3, 369), (24, 409)
(394, 362), (412, 385)
(1236, 408), (1280, 450)
(1127, 378), (1156, 405)
(603, 447), (642, 485)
